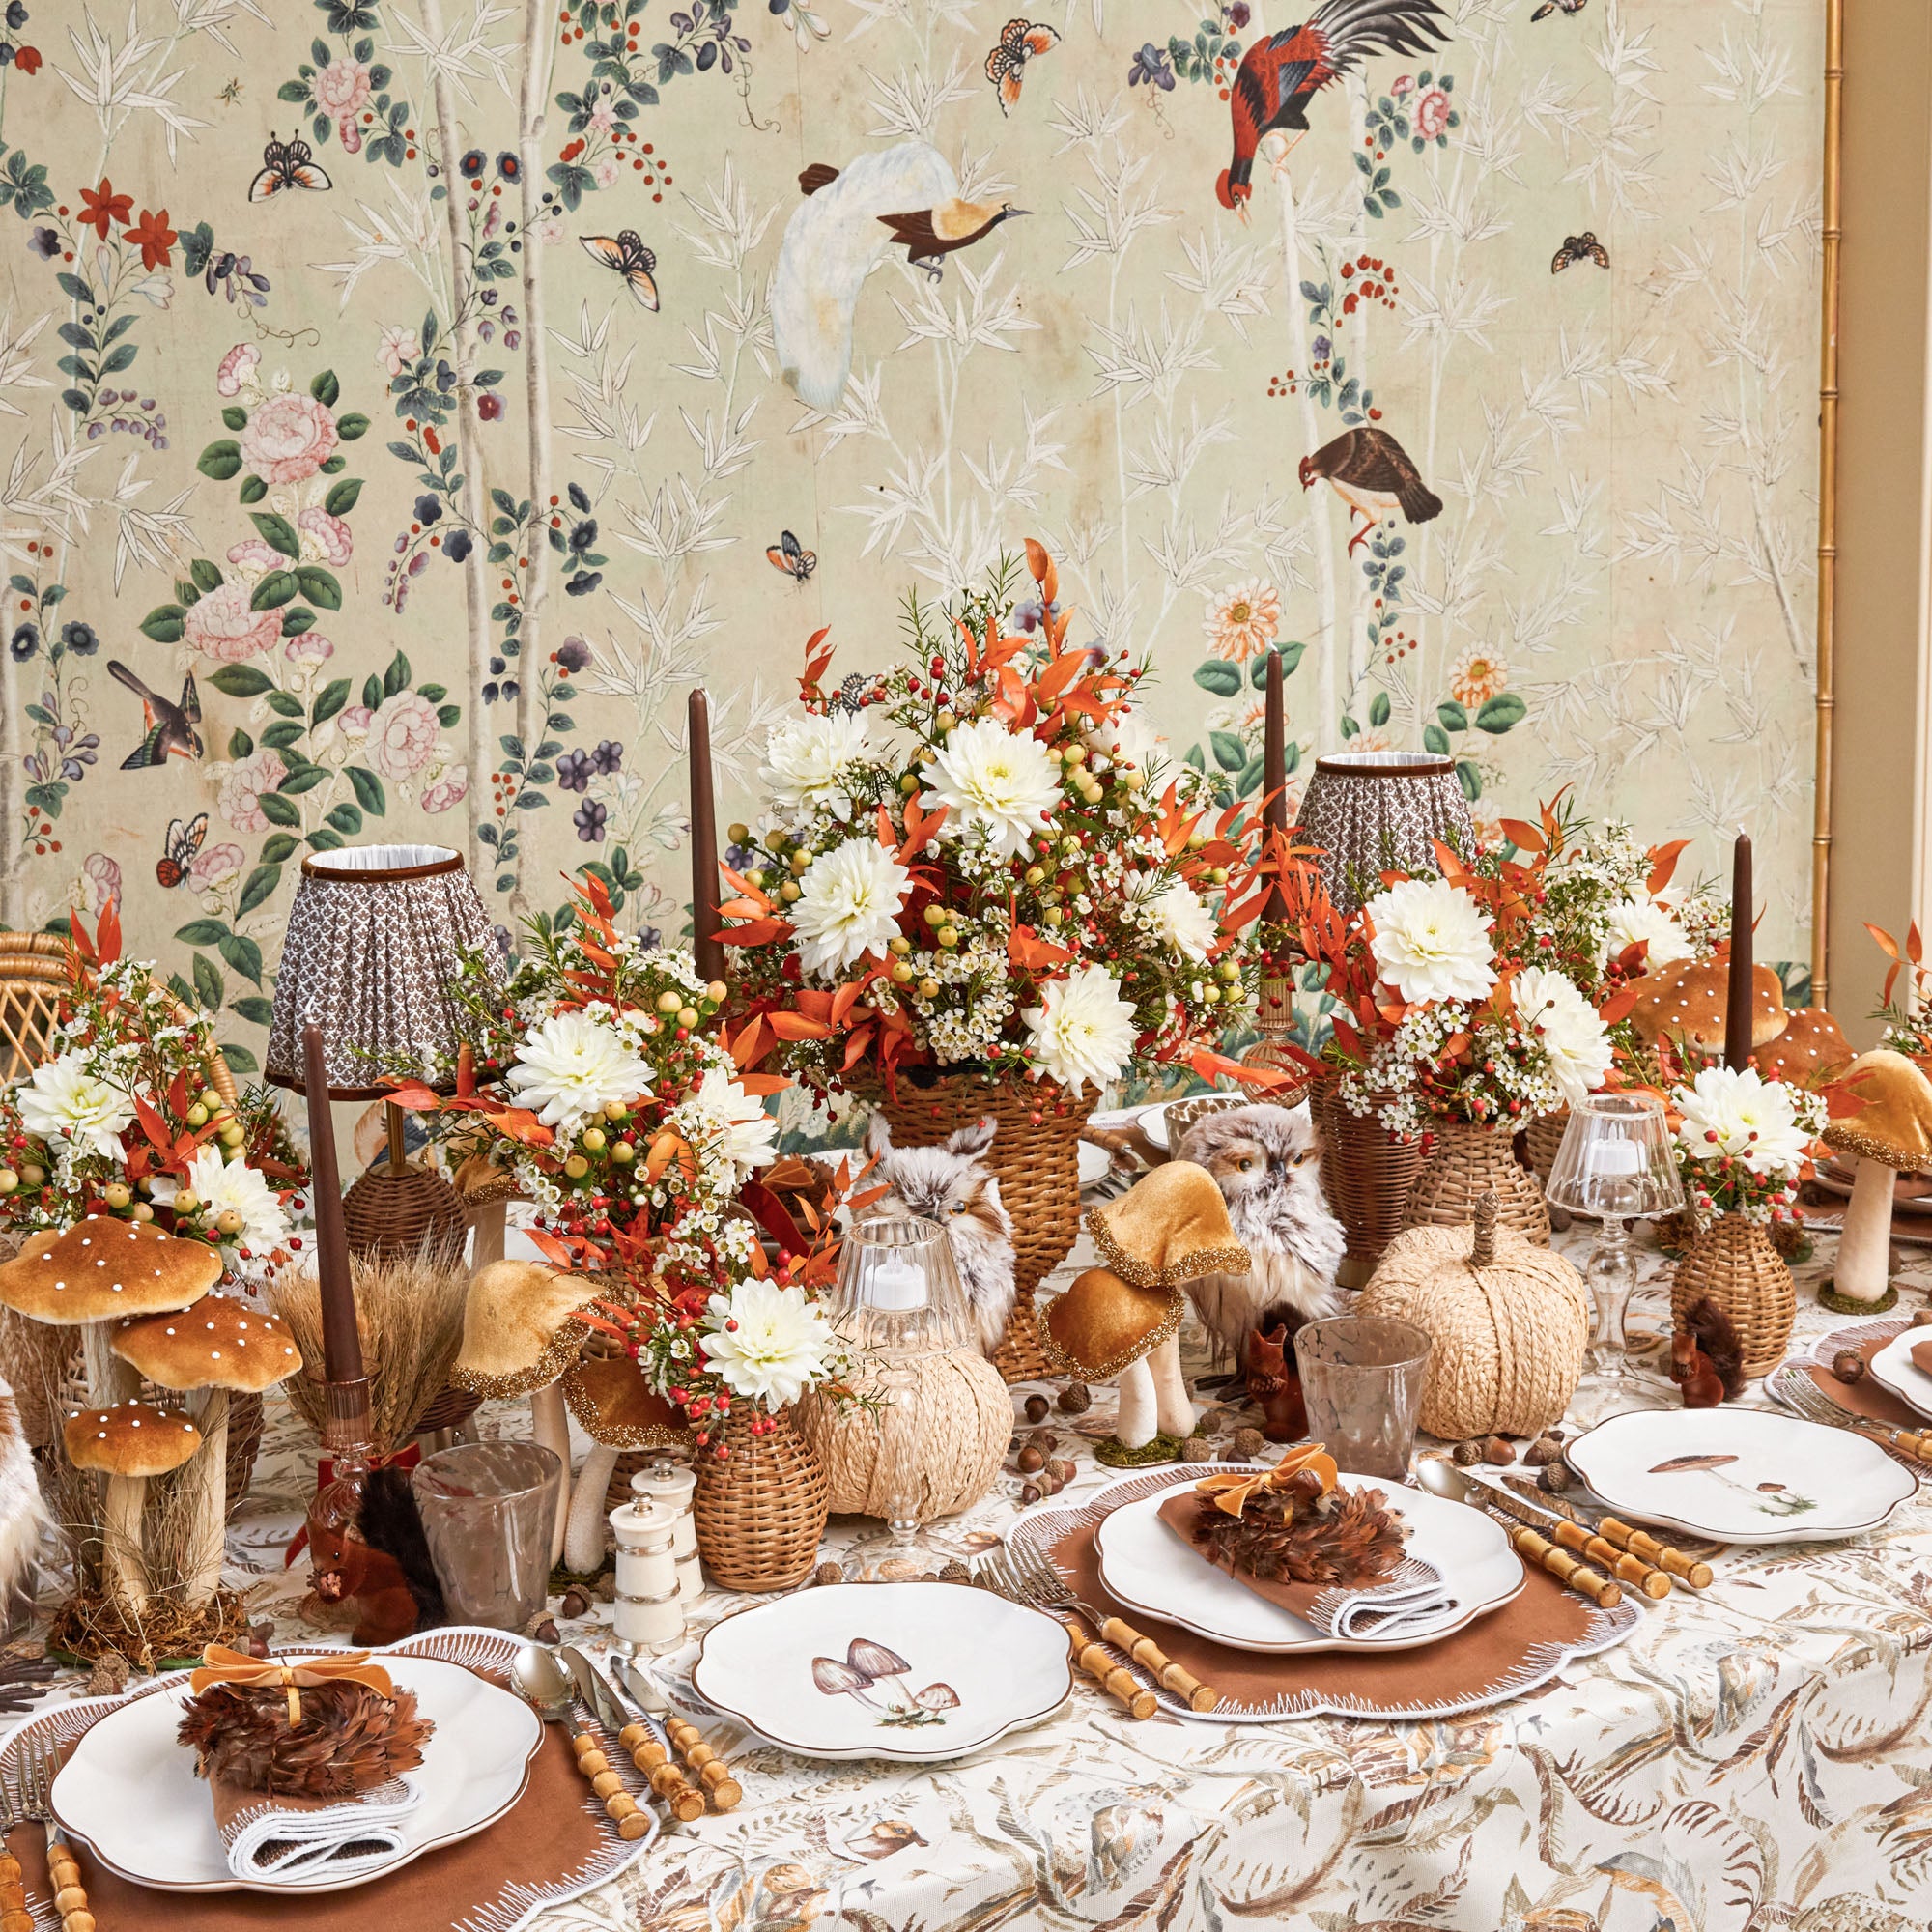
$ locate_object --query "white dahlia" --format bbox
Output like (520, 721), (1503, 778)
(1673, 1065), (1812, 1179)
(792, 839), (911, 976)
(920, 718), (1063, 862)
(1513, 965), (1612, 1107)
(505, 1010), (653, 1137)
(1364, 877), (1496, 1006)
(674, 1065), (781, 1189)
(1022, 963), (1139, 1094)
(173, 1143), (290, 1255)
(1600, 895), (1693, 975)
(16, 1051), (133, 1162)
(699, 1277), (836, 1407)
(1143, 878), (1218, 965)
(766, 709), (871, 822)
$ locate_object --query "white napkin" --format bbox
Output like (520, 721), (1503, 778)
(215, 1774), (423, 1884)
(1299, 1558), (1460, 1641)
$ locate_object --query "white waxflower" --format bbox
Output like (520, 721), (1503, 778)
(1364, 877), (1497, 1006)
(1513, 965), (1613, 1107)
(674, 1065), (781, 1188)
(920, 718), (1064, 862)
(1142, 877), (1217, 965)
(1600, 895), (1693, 974)
(699, 1277), (836, 1406)
(792, 838), (911, 975)
(15, 1052), (133, 1162)
(1674, 1065), (1813, 1179)
(766, 710), (872, 822)
(1022, 963), (1139, 1094)
(505, 1010), (653, 1137)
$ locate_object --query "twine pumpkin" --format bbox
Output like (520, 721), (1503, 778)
(794, 1348), (1009, 1522)
(1359, 1194), (1588, 1439)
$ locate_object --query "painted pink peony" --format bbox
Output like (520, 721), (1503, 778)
(188, 841), (246, 890)
(298, 506), (354, 565)
(218, 749), (287, 833)
(336, 704), (374, 739)
(83, 852), (121, 913)
(366, 690), (440, 779)
(184, 579), (283, 662)
(420, 764), (469, 814)
(283, 630), (334, 666)
(215, 343), (260, 397)
(314, 58), (373, 121)
(1415, 87), (1451, 140)
(240, 391), (338, 485)
(225, 537), (281, 575)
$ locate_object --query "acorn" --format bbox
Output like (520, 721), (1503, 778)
(1540, 1462), (1574, 1493)
(1232, 1427), (1264, 1462)
(1015, 1444), (1045, 1474)
(1020, 1483), (1045, 1506)
(1524, 1436), (1563, 1467)
(1179, 1436), (1213, 1463)
(524, 1614), (561, 1645)
(1482, 1437), (1515, 1465)
(1912, 1308), (1932, 1329)
(1023, 1393), (1051, 1423)
(559, 1585), (593, 1619)
(938, 1559), (970, 1580)
(1452, 1440), (1484, 1466)
(1831, 1350), (1867, 1385)
(1057, 1382), (1092, 1415)
(1047, 1458), (1078, 1484)
(814, 1561), (844, 1587)
(1026, 1427), (1059, 1453)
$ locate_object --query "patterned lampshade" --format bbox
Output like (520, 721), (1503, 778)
(266, 844), (502, 1098)
(1293, 752), (1477, 915)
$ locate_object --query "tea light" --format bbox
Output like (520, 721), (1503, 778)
(1594, 1140), (1643, 1176)
(630, 1459), (700, 1605)
(860, 1258), (927, 1310)
(609, 1499), (683, 1655)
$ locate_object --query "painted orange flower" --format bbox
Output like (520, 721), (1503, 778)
(76, 179), (132, 242)
(1449, 647), (1508, 708)
(1202, 578), (1281, 662)
(125, 207), (178, 271)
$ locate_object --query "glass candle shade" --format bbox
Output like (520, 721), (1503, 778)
(1293, 1316), (1433, 1481)
(411, 1440), (563, 1631)
(829, 1214), (974, 1353)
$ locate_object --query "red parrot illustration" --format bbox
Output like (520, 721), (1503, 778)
(1217, 0), (1450, 216)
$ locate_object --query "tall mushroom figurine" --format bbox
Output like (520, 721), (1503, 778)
(1041, 1163), (1251, 1461)
(1820, 1048), (1932, 1311)
(559, 1352), (690, 1574)
(111, 1292), (304, 1605)
(61, 1402), (203, 1613)
(449, 1260), (603, 1564)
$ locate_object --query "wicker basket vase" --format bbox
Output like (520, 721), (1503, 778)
(692, 1408), (830, 1593)
(1404, 1122), (1552, 1246)
(1670, 1212), (1794, 1379)
(1522, 1108), (1569, 1187)
(866, 1071), (1097, 1382)
(1315, 1084), (1429, 1287)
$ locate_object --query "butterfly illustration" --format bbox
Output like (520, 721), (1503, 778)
(248, 132), (332, 202)
(984, 18), (1059, 114)
(156, 814), (210, 890)
(1550, 231), (1610, 274)
(580, 231), (660, 311)
(767, 529), (816, 583)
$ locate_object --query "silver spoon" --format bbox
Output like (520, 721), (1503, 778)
(513, 1642), (652, 1840)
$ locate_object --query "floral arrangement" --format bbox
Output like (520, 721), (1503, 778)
(0, 906), (302, 1276)
(1869, 921), (1932, 1066)
(720, 542), (1293, 1101)
(1667, 1064), (1826, 1224)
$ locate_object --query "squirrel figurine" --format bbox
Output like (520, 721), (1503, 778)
(1669, 1295), (1746, 1408)
(1245, 1315), (1309, 1442)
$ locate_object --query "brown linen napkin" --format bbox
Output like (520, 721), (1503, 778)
(1803, 1331), (1923, 1431)
(1911, 1339), (1932, 1376)
(1153, 1487), (1455, 1641)
(1056, 1511), (1607, 1720)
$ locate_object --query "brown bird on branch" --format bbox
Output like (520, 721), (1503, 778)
(1298, 426), (1442, 554)
(808, 165), (1032, 282)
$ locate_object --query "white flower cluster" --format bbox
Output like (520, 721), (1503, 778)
(1672, 1065), (1825, 1219)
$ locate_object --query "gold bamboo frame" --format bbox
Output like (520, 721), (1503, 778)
(1812, 0), (1843, 1005)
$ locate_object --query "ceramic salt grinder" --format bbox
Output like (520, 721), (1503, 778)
(631, 1459), (701, 1605)
(609, 1496), (684, 1657)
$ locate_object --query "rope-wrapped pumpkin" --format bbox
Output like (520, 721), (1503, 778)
(1358, 1194), (1588, 1440)
(794, 1347), (1009, 1522)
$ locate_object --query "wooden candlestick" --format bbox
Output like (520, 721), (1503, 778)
(1264, 648), (1288, 918)
(688, 689), (725, 986)
(301, 1024), (363, 1387)
(1723, 829), (1752, 1069)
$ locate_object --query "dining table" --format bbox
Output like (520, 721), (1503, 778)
(22, 1181), (1932, 1932)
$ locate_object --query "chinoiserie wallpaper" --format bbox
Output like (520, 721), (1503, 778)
(0, 0), (1821, 1080)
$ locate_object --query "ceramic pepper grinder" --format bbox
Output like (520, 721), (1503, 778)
(631, 1459), (700, 1605)
(609, 1497), (684, 1658)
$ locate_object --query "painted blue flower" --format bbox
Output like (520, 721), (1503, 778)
(1011, 595), (1061, 633)
(58, 620), (97, 656)
(591, 739), (622, 774)
(9, 623), (37, 662)
(556, 635), (592, 672)
(443, 529), (473, 563)
(414, 494), (440, 525)
(564, 571), (601, 597)
(556, 749), (592, 792)
(460, 150), (487, 179)
(1129, 44), (1175, 89)
(1225, 2), (1249, 27)
(26, 226), (56, 259)
(573, 800), (608, 842)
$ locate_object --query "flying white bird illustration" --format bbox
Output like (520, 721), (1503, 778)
(770, 141), (960, 412)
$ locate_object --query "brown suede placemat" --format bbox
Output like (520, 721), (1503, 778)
(1801, 1322), (1920, 1430)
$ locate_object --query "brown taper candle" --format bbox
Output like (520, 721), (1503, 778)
(1263, 647), (1288, 919)
(301, 1023), (364, 1386)
(1723, 828), (1752, 1069)
(688, 688), (725, 985)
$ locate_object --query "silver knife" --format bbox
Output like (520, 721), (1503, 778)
(561, 1647), (704, 1821)
(622, 1661), (741, 1812)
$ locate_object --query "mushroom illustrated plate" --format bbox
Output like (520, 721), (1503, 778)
(1866, 1327), (1932, 1422)
(692, 1581), (1071, 1762)
(1563, 1406), (1918, 1545)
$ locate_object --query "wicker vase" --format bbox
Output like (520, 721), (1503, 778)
(1670, 1212), (1793, 1379)
(1522, 1107), (1569, 1186)
(1404, 1121), (1551, 1246)
(865, 1071), (1096, 1381)
(1315, 1083), (1429, 1287)
(692, 1408), (830, 1593)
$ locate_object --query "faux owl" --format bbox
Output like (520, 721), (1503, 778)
(865, 1115), (1016, 1359)
(1175, 1102), (1344, 1374)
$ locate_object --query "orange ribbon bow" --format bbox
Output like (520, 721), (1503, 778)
(190, 1644), (396, 1727)
(1194, 1442), (1339, 1518)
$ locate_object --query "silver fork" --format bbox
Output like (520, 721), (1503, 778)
(16, 1736), (90, 1932)
(1006, 1539), (1219, 1713)
(1776, 1370), (1932, 1463)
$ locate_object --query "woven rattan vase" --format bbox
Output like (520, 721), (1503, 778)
(866, 1072), (1096, 1381)
(1314, 1083), (1429, 1287)
(693, 1408), (830, 1592)
(1522, 1107), (1569, 1186)
(1670, 1212), (1793, 1379)
(1404, 1122), (1551, 1246)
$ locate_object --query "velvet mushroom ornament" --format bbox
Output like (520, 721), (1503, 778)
(1629, 956), (1786, 1057)
(1820, 1049), (1932, 1312)
(1751, 1007), (1853, 1087)
(1041, 1162), (1250, 1462)
(559, 1350), (690, 1574)
(62, 1401), (203, 1613)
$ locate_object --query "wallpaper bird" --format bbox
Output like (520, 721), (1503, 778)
(1217, 0), (1450, 213)
(771, 142), (961, 412)
(107, 661), (204, 768)
(1299, 426), (1443, 553)
(1175, 1104), (1343, 1374)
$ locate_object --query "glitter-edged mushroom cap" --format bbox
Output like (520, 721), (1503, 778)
(562, 1351), (691, 1449)
(451, 1260), (602, 1398)
(0, 1215), (221, 1325)
(62, 1402), (204, 1478)
(1628, 957), (1786, 1054)
(111, 1291), (305, 1394)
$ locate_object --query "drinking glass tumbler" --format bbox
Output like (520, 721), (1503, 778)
(1293, 1316), (1433, 1480)
(412, 1440), (563, 1629)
